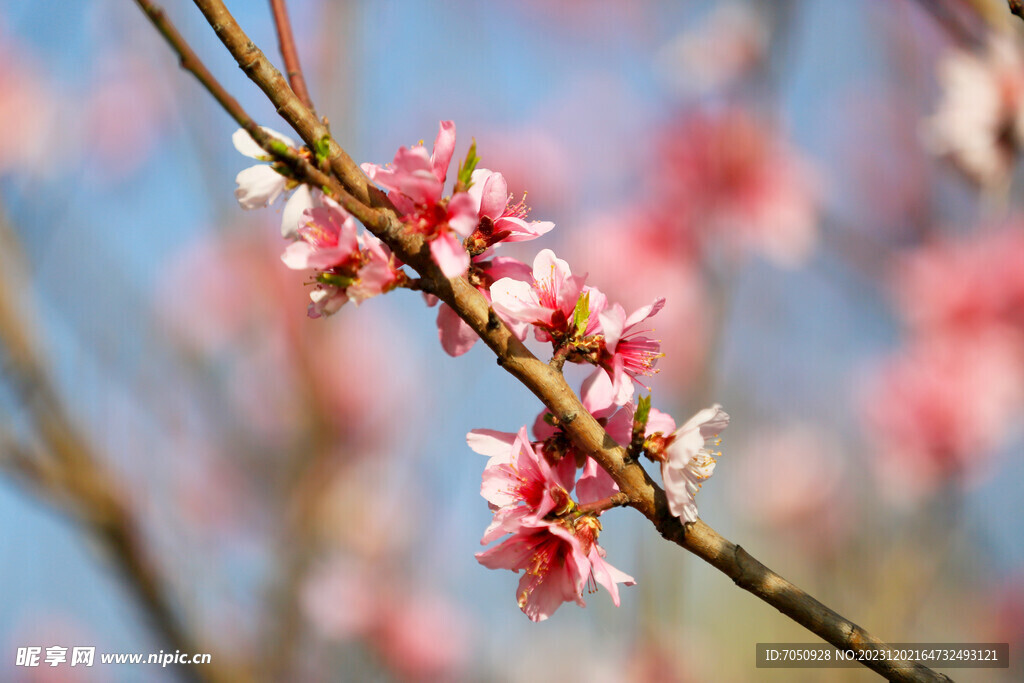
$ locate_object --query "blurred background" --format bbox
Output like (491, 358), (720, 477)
(1, 0), (1023, 680)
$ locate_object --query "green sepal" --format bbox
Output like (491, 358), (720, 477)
(456, 139), (479, 191)
(267, 138), (291, 158)
(316, 272), (354, 288)
(572, 292), (590, 337)
(314, 135), (331, 165)
(635, 394), (652, 429)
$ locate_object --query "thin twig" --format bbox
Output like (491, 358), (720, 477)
(258, 328), (342, 679)
(142, 2), (953, 680)
(269, 0), (316, 114)
(549, 344), (570, 372)
(133, 0), (383, 237)
(189, 0), (371, 206)
(576, 492), (629, 516)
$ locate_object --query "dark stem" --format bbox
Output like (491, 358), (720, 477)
(576, 492), (629, 516)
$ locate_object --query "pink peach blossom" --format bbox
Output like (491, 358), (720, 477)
(281, 206), (359, 271)
(894, 227), (1024, 337)
(490, 249), (586, 342)
(570, 208), (708, 386)
(476, 427), (576, 543)
(861, 332), (1023, 498)
(477, 521), (588, 621)
(574, 457), (619, 505)
(530, 383), (617, 497)
(463, 168), (554, 252)
(658, 109), (819, 267)
(362, 120), (455, 209)
(586, 297), (666, 407)
(361, 121), (475, 278)
(476, 516), (634, 622)
(280, 186), (335, 238)
(348, 233), (404, 304)
(472, 423), (635, 620)
(281, 204), (403, 317)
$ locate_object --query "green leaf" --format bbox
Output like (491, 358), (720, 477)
(572, 292), (590, 337)
(542, 412), (557, 427)
(456, 139), (479, 191)
(635, 394), (652, 428)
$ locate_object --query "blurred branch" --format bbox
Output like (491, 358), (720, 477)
(1011, 0), (1024, 22)
(258, 329), (343, 678)
(269, 0), (316, 115)
(0, 210), (243, 683)
(140, 2), (952, 680)
(910, 0), (985, 46)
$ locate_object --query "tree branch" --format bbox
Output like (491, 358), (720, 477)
(140, 2), (953, 679)
(269, 0), (315, 114)
(135, 0), (381, 230)
(190, 0), (371, 206)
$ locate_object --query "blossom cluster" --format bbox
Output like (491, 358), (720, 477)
(925, 33), (1024, 187)
(233, 127), (405, 317)
(231, 120), (730, 620)
(862, 227), (1024, 498)
(469, 398), (727, 620)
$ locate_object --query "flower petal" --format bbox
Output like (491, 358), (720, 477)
(430, 233), (470, 278)
(466, 429), (517, 460)
(234, 165), (287, 209)
(431, 120), (457, 182)
(437, 303), (478, 356)
(281, 185), (317, 238)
